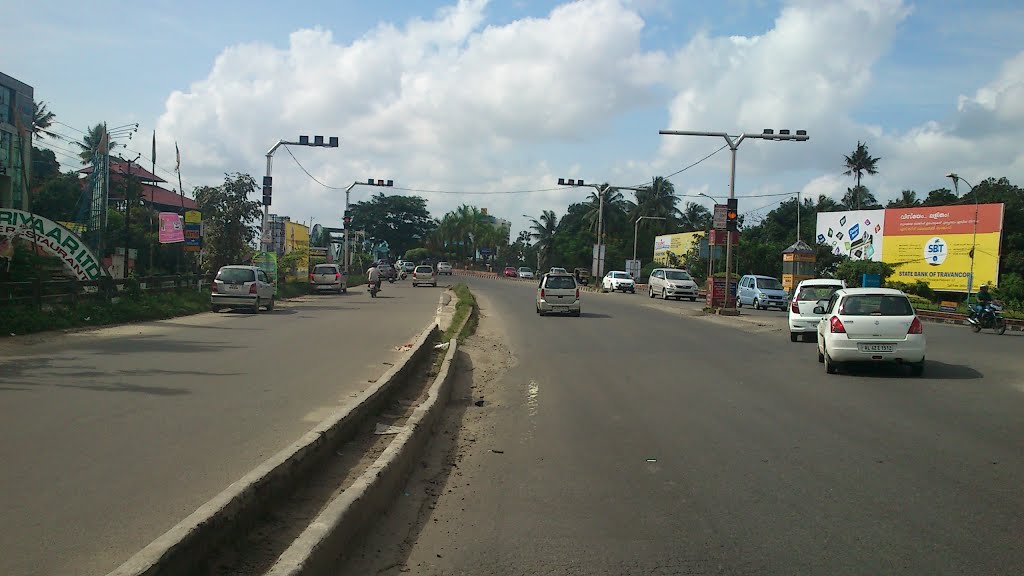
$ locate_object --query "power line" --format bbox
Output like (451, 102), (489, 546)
(640, 144), (729, 188)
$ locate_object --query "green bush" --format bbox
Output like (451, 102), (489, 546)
(837, 259), (896, 287)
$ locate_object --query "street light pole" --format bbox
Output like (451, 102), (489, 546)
(557, 179), (642, 277)
(633, 216), (666, 277)
(947, 172), (979, 302)
(659, 128), (808, 309)
(261, 135), (339, 254)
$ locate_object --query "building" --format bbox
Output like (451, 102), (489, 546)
(267, 214), (289, 257)
(0, 72), (33, 210)
(480, 208), (511, 242)
(79, 160), (198, 213)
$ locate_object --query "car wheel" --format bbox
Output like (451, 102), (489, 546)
(649, 288), (654, 299)
(817, 345), (825, 363)
(737, 298), (743, 308)
(824, 347), (839, 374)
(266, 297), (274, 311)
(572, 310), (582, 317)
(689, 297), (697, 302)
(790, 332), (799, 342)
(433, 282), (437, 287)
(997, 320), (1007, 335)
(252, 297), (261, 314)
(753, 298), (761, 310)
(212, 305), (222, 313)
(909, 360), (925, 377)
(662, 288), (668, 300)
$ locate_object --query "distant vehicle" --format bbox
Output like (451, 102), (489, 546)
(816, 288), (926, 376)
(737, 274), (788, 310)
(536, 273), (581, 317)
(601, 270), (636, 293)
(573, 268), (591, 286)
(211, 265), (276, 313)
(413, 265), (438, 287)
(517, 267), (535, 279)
(788, 278), (846, 342)
(309, 263), (347, 294)
(376, 262), (397, 280)
(437, 261), (453, 275)
(401, 261), (416, 273)
(503, 266), (518, 277)
(647, 268), (698, 301)
(549, 267), (568, 275)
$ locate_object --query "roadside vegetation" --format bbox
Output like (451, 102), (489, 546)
(1, 290), (211, 336)
(444, 283), (477, 343)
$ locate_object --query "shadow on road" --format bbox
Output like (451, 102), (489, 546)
(841, 360), (983, 380)
(579, 312), (612, 319)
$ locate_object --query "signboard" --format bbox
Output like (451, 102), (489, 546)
(253, 251), (278, 295)
(706, 277), (738, 308)
(713, 204), (728, 230)
(939, 301), (959, 312)
(591, 244), (606, 277)
(653, 232), (703, 264)
(183, 210), (202, 253)
(0, 209), (107, 280)
(861, 273), (881, 288)
(707, 230), (739, 246)
(816, 204), (1004, 291)
(625, 259), (641, 279)
(159, 212), (185, 243)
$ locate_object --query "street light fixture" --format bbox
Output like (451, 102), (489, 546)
(946, 172), (980, 302)
(557, 178), (643, 277)
(698, 192), (723, 204)
(262, 135), (340, 253)
(658, 128), (809, 310)
(633, 216), (666, 277)
(342, 178), (393, 273)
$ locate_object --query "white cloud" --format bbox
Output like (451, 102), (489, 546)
(156, 0), (1024, 240)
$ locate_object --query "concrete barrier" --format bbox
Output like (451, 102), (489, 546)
(106, 322), (439, 576)
(265, 334), (462, 576)
(917, 309), (1024, 332)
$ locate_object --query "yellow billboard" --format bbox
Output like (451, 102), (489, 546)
(653, 232), (702, 265)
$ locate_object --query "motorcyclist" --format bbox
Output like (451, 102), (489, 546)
(367, 264), (381, 292)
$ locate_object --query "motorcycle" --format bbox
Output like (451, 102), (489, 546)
(369, 280), (380, 298)
(968, 302), (1006, 335)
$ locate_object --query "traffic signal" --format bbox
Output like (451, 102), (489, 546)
(557, 178), (584, 186)
(726, 198), (738, 231)
(262, 176), (273, 206)
(366, 179), (394, 187)
(343, 210), (351, 227)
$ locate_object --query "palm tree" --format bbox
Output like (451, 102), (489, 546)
(886, 189), (920, 208)
(32, 101), (58, 140)
(815, 194), (840, 212)
(841, 186), (879, 210)
(583, 185), (628, 239)
(842, 141), (880, 209)
(679, 202), (712, 232)
(529, 210), (559, 270)
(77, 123), (115, 163)
(628, 176), (680, 224)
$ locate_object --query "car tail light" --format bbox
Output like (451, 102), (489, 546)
(908, 317), (924, 334)
(211, 282), (219, 293)
(829, 316), (846, 333)
(249, 283), (258, 295)
(309, 273), (314, 282)
(335, 273), (340, 280)
(791, 294), (800, 314)
(576, 288), (580, 299)
(540, 289), (545, 299)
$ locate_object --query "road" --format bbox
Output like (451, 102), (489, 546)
(344, 275), (1024, 576)
(0, 280), (445, 576)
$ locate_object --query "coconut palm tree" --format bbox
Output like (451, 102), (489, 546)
(628, 176), (680, 223)
(886, 189), (920, 208)
(679, 202), (712, 232)
(529, 210), (559, 270)
(841, 186), (879, 210)
(815, 194), (840, 212)
(582, 185), (629, 239)
(32, 101), (58, 140)
(77, 123), (115, 163)
(842, 141), (880, 209)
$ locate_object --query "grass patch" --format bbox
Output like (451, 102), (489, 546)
(443, 283), (478, 343)
(1, 290), (211, 336)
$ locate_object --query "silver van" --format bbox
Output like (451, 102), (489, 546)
(737, 274), (789, 310)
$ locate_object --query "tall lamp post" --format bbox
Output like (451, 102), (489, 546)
(633, 216), (666, 278)
(946, 172), (980, 302)
(556, 178), (642, 277)
(342, 178), (393, 273)
(658, 128), (808, 309)
(262, 135), (339, 254)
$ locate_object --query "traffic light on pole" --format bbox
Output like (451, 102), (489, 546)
(263, 176), (273, 206)
(726, 198), (738, 231)
(343, 210), (351, 228)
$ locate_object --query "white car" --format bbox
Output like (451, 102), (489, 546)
(647, 268), (699, 301)
(549, 267), (568, 275)
(816, 288), (926, 376)
(536, 273), (581, 316)
(412, 265), (437, 287)
(211, 265), (276, 313)
(602, 271), (636, 293)
(788, 278), (845, 342)
(436, 261), (453, 275)
(517, 267), (535, 279)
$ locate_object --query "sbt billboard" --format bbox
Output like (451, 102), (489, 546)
(816, 204), (1004, 291)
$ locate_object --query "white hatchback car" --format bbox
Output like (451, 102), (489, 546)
(412, 265), (437, 287)
(436, 261), (453, 275)
(536, 273), (581, 316)
(601, 271), (636, 293)
(211, 265), (276, 313)
(816, 288), (926, 376)
(788, 278), (845, 342)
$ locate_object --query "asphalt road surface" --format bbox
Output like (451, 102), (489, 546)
(344, 275), (1024, 576)
(0, 280), (445, 576)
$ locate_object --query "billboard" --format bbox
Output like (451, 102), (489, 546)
(815, 204), (1004, 291)
(653, 232), (703, 264)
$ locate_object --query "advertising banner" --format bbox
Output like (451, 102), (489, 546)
(183, 210), (202, 253)
(159, 212), (185, 243)
(253, 251), (278, 295)
(815, 204), (1004, 291)
(0, 209), (106, 280)
(653, 232), (703, 264)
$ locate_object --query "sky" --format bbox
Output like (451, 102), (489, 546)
(4, 0), (1024, 237)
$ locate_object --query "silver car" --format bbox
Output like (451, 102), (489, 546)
(310, 263), (347, 294)
(647, 268), (699, 301)
(437, 261), (453, 275)
(211, 265), (276, 313)
(412, 265), (437, 287)
(536, 273), (581, 316)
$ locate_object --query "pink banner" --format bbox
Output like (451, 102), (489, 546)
(159, 212), (185, 243)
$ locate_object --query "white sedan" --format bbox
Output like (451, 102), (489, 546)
(816, 288), (926, 376)
(602, 271), (636, 293)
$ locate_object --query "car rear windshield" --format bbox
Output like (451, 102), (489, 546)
(545, 276), (576, 290)
(665, 271), (691, 281)
(756, 278), (784, 290)
(797, 285), (841, 301)
(611, 272), (631, 279)
(313, 265), (337, 274)
(217, 268), (255, 283)
(839, 295), (915, 316)
(519, 268), (531, 273)
(415, 266), (433, 273)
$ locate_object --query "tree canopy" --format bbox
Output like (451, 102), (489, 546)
(195, 173), (264, 271)
(349, 193), (435, 259)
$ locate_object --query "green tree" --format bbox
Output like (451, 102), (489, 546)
(627, 176), (679, 264)
(31, 147), (61, 182)
(404, 247), (432, 263)
(886, 189), (920, 208)
(32, 101), (58, 140)
(842, 141), (880, 209)
(32, 172), (83, 222)
(349, 193), (435, 260)
(921, 187), (958, 207)
(841, 186), (880, 210)
(195, 173), (264, 271)
(529, 209), (559, 270)
(679, 202), (712, 232)
(835, 259), (897, 287)
(77, 123), (115, 163)
(582, 185), (629, 242)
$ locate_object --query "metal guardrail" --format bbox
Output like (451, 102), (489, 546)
(0, 274), (214, 309)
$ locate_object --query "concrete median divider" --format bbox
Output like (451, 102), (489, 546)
(106, 321), (439, 576)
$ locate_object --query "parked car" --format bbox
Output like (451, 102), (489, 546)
(401, 261), (416, 273)
(536, 273), (581, 316)
(647, 268), (699, 301)
(437, 261), (453, 275)
(788, 278), (846, 341)
(816, 288), (926, 376)
(549, 267), (568, 275)
(211, 265), (276, 313)
(309, 263), (347, 294)
(737, 274), (788, 310)
(602, 270), (636, 293)
(517, 267), (535, 279)
(412, 265), (438, 287)
(503, 266), (518, 278)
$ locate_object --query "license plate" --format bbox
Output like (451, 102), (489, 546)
(860, 343), (894, 353)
